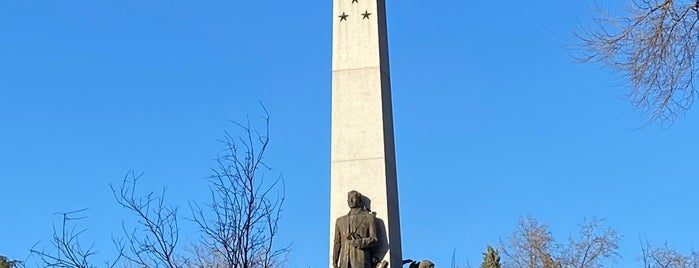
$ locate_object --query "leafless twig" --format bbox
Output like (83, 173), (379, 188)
(31, 209), (119, 268)
(190, 106), (288, 268)
(577, 0), (699, 126)
(111, 171), (181, 268)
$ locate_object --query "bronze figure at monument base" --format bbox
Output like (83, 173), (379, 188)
(332, 190), (378, 268)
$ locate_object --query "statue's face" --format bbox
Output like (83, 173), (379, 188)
(347, 192), (361, 208)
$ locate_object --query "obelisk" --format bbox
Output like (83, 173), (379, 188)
(329, 0), (402, 267)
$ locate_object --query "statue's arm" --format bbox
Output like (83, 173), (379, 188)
(358, 214), (378, 249)
(332, 220), (341, 267)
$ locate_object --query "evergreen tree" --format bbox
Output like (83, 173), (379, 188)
(480, 245), (501, 268)
(0, 255), (17, 268)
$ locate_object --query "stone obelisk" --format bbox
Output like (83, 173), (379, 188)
(330, 0), (402, 267)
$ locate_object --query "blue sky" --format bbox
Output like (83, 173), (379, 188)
(2, 0), (699, 267)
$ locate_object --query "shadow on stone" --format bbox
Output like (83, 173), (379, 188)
(363, 195), (389, 265)
(372, 217), (388, 262)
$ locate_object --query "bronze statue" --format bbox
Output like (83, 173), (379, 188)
(333, 190), (378, 268)
(417, 260), (434, 268)
(404, 259), (435, 268)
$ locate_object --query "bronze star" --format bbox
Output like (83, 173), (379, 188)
(339, 12), (349, 21)
(352, 0), (358, 3)
(361, 10), (371, 20)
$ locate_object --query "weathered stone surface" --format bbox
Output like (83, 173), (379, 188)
(330, 0), (401, 267)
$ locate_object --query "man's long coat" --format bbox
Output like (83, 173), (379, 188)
(332, 210), (378, 268)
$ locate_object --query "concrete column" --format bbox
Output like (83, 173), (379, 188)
(329, 0), (402, 267)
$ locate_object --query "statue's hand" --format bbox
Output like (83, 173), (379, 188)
(350, 239), (361, 248)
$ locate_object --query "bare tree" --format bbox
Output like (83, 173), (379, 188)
(559, 218), (620, 268)
(190, 109), (288, 268)
(577, 0), (699, 125)
(640, 240), (699, 268)
(500, 216), (559, 268)
(30, 209), (120, 268)
(499, 216), (620, 268)
(111, 171), (182, 268)
(31, 109), (286, 268)
(30, 209), (95, 268)
(32, 174), (185, 268)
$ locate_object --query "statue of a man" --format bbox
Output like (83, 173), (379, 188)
(332, 190), (378, 268)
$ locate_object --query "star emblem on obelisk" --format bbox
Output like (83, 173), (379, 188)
(352, 0), (358, 3)
(361, 10), (371, 20)
(338, 12), (349, 21)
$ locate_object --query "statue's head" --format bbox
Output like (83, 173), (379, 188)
(347, 190), (363, 209)
(418, 260), (435, 268)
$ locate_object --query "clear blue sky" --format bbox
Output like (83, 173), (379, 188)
(2, 1), (699, 267)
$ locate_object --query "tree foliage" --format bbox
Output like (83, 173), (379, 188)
(479, 245), (501, 268)
(577, 0), (699, 125)
(0, 256), (19, 268)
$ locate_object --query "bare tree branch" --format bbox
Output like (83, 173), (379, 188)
(30, 209), (119, 268)
(560, 218), (620, 268)
(30, 106), (286, 268)
(190, 106), (288, 268)
(639, 239), (699, 268)
(111, 171), (182, 268)
(500, 215), (559, 268)
(577, 0), (699, 126)
(499, 216), (620, 268)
